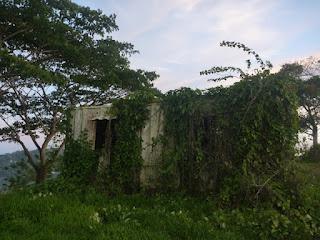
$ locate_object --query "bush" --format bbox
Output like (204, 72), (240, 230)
(302, 144), (320, 162)
(160, 74), (299, 204)
(61, 133), (99, 186)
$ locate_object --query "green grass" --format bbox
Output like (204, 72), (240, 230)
(298, 161), (320, 181)
(0, 162), (319, 240)
(0, 192), (244, 240)
(298, 161), (320, 218)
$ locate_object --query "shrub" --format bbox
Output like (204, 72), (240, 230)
(302, 144), (320, 162)
(104, 91), (153, 194)
(61, 133), (99, 186)
(160, 74), (299, 205)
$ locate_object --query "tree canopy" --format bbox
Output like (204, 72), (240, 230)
(0, 0), (157, 183)
(279, 59), (320, 146)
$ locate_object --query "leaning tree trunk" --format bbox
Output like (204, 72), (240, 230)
(36, 147), (49, 184)
(312, 125), (318, 146)
(35, 165), (48, 184)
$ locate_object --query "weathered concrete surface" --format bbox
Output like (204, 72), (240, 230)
(71, 104), (114, 146)
(140, 102), (163, 186)
(72, 102), (163, 187)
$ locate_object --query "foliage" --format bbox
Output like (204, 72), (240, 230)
(62, 133), (98, 186)
(298, 76), (320, 146)
(0, 0), (155, 89)
(5, 159), (35, 189)
(160, 74), (299, 203)
(279, 59), (320, 146)
(0, 0), (157, 183)
(200, 41), (273, 81)
(301, 144), (320, 162)
(0, 150), (37, 190)
(103, 91), (156, 194)
(159, 42), (299, 207)
(0, 181), (319, 240)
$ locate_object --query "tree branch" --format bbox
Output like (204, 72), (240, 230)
(0, 116), (38, 170)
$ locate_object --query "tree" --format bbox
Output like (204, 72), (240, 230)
(0, 0), (157, 183)
(279, 59), (320, 146)
(299, 76), (320, 146)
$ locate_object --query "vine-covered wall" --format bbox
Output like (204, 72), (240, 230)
(106, 91), (155, 193)
(160, 74), (299, 203)
(70, 75), (298, 202)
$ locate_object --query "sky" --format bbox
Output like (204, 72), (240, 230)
(74, 0), (320, 91)
(1, 0), (320, 154)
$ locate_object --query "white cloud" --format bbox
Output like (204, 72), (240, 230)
(272, 51), (320, 73)
(175, 0), (202, 11)
(131, 0), (285, 90)
(76, 0), (320, 92)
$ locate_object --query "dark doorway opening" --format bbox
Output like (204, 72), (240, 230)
(94, 119), (118, 167)
(95, 120), (108, 150)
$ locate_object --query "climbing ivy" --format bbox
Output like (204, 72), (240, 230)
(160, 74), (299, 204)
(106, 90), (155, 193)
(157, 41), (300, 204)
(62, 133), (99, 186)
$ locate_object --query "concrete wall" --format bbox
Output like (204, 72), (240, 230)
(72, 102), (163, 187)
(71, 104), (114, 146)
(140, 102), (163, 186)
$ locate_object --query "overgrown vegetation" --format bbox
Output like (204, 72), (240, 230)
(0, 0), (157, 184)
(62, 134), (98, 187)
(301, 144), (320, 162)
(279, 59), (320, 147)
(0, 166), (319, 240)
(103, 91), (155, 193)
(0, 2), (319, 235)
(159, 42), (299, 208)
(58, 91), (154, 194)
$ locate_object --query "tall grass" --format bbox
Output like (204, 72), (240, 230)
(0, 162), (319, 240)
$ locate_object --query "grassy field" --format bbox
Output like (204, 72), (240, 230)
(0, 162), (319, 240)
(0, 191), (247, 240)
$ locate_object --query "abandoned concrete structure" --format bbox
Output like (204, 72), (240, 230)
(71, 102), (163, 187)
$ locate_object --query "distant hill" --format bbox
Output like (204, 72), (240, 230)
(0, 150), (37, 190)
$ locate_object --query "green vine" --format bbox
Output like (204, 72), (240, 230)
(62, 133), (99, 186)
(106, 90), (155, 193)
(160, 74), (299, 204)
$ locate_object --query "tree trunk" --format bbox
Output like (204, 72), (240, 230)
(35, 165), (48, 184)
(312, 125), (318, 146)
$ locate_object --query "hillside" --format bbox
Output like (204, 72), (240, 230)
(0, 150), (37, 190)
